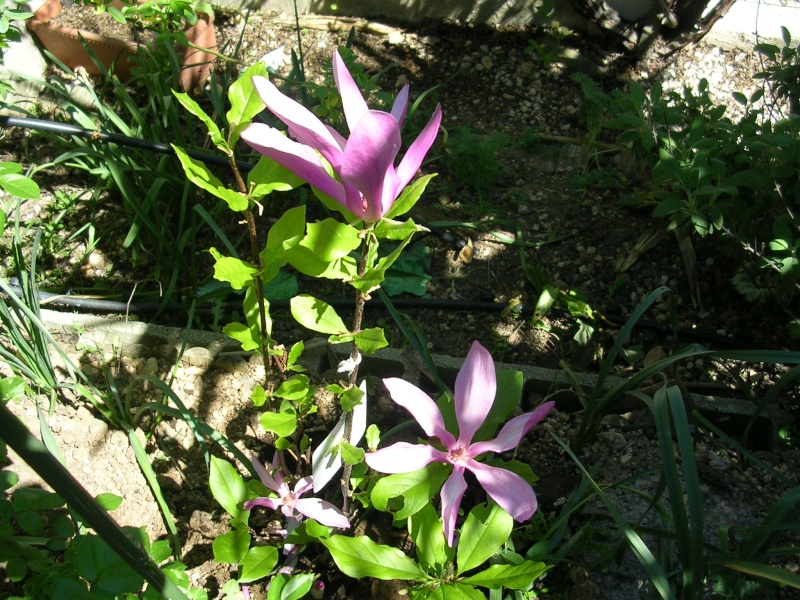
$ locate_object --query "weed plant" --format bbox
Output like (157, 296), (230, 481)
(570, 33), (800, 334)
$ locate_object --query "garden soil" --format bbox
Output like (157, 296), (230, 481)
(2, 6), (800, 599)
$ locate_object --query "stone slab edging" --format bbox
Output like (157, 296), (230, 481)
(40, 308), (781, 448)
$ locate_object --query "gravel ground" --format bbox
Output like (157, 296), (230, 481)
(3, 8), (800, 599)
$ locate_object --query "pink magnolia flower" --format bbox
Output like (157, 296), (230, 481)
(241, 49), (442, 222)
(365, 341), (555, 546)
(243, 454), (350, 529)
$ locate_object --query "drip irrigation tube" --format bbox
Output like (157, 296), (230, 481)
(0, 118), (764, 349)
(4, 281), (761, 349)
(0, 115), (254, 173)
(0, 116), (463, 247)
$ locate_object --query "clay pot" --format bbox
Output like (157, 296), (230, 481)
(28, 0), (216, 92)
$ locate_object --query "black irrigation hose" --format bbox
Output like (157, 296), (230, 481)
(0, 115), (254, 174)
(0, 118), (764, 349)
(5, 281), (762, 349)
(1, 116), (462, 247)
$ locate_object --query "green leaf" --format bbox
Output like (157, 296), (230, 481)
(382, 242), (431, 297)
(172, 145), (247, 211)
(340, 385), (365, 413)
(385, 173), (437, 219)
(371, 463), (450, 520)
(366, 424), (381, 452)
(425, 583), (486, 600)
(239, 545), (279, 583)
(173, 91), (227, 150)
(290, 295), (348, 335)
(0, 172), (39, 199)
(247, 156), (304, 201)
(462, 560), (548, 589)
(456, 502), (513, 575)
(227, 62), (269, 145)
(352, 327), (389, 354)
(273, 375), (311, 400)
(212, 528), (251, 564)
(209, 456), (249, 524)
(0, 376), (27, 402)
(322, 535), (427, 581)
(300, 219), (362, 261)
(94, 493), (122, 512)
(209, 248), (259, 290)
(267, 572), (316, 600)
(373, 217), (428, 241)
(251, 385), (268, 407)
(223, 321), (260, 352)
(259, 410), (298, 438)
(340, 443), (365, 465)
(286, 245), (359, 280)
(408, 503), (447, 572)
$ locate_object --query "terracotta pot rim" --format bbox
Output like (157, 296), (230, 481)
(28, 18), (140, 51)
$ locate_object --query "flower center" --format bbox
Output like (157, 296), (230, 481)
(282, 492), (297, 510)
(448, 445), (469, 465)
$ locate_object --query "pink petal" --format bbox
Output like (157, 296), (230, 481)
(339, 111), (402, 222)
(241, 123), (345, 204)
(467, 460), (537, 522)
(454, 341), (496, 446)
(395, 103), (442, 188)
(332, 50), (369, 134)
(469, 401), (555, 456)
(441, 466), (468, 547)
(383, 378), (456, 448)
(251, 76), (343, 168)
(251, 454), (281, 493)
(294, 476), (314, 497)
(295, 498), (351, 529)
(391, 84), (410, 125)
(243, 497), (281, 511)
(364, 442), (447, 474)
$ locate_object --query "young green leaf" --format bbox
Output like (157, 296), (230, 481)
(247, 156), (304, 201)
(456, 502), (513, 575)
(385, 173), (437, 219)
(173, 91), (227, 151)
(371, 463), (450, 520)
(408, 503), (447, 573)
(461, 561), (548, 590)
(238, 545), (279, 583)
(171, 145), (247, 211)
(209, 456), (249, 525)
(322, 535), (427, 581)
(209, 248), (259, 290)
(290, 295), (348, 335)
(212, 528), (251, 564)
(352, 327), (389, 354)
(259, 410), (298, 438)
(227, 62), (269, 146)
(299, 219), (362, 261)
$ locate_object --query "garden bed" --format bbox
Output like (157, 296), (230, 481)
(2, 5), (800, 599)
